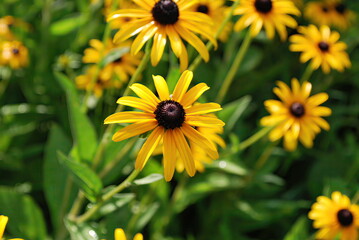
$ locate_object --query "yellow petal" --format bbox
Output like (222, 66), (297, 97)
(172, 70), (193, 102)
(163, 130), (177, 181)
(173, 128), (195, 177)
(131, 23), (158, 55)
(117, 96), (155, 113)
(114, 228), (127, 240)
(112, 120), (157, 142)
(166, 25), (182, 57)
(104, 112), (154, 124)
(130, 83), (160, 107)
(151, 29), (167, 66)
(133, 233), (144, 240)
(113, 19), (152, 43)
(181, 83), (210, 107)
(153, 75), (170, 101)
(312, 106), (332, 116)
(186, 115), (225, 127)
(186, 103), (222, 115)
(135, 126), (164, 170)
(0, 215), (9, 238)
(307, 93), (329, 106)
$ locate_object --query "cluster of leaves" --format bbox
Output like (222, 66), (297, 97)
(1, 0), (359, 240)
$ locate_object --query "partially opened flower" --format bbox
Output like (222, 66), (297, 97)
(261, 78), (331, 151)
(83, 39), (141, 83)
(289, 24), (351, 73)
(308, 191), (359, 240)
(233, 0), (300, 40)
(104, 70), (224, 181)
(0, 215), (24, 240)
(0, 41), (28, 69)
(190, 0), (232, 42)
(114, 228), (143, 240)
(107, 0), (217, 71)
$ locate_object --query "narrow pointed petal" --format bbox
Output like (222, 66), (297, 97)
(181, 83), (210, 107)
(130, 83), (160, 107)
(186, 103), (222, 115)
(112, 120), (157, 142)
(163, 130), (177, 181)
(173, 128), (195, 177)
(153, 75), (170, 101)
(172, 70), (193, 102)
(104, 112), (155, 124)
(116, 96), (155, 112)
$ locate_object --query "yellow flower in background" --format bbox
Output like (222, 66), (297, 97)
(0, 16), (29, 40)
(177, 121), (225, 173)
(289, 25), (351, 73)
(114, 228), (143, 240)
(309, 191), (359, 240)
(304, 0), (355, 30)
(0, 215), (24, 240)
(0, 41), (28, 69)
(83, 39), (141, 83)
(233, 0), (300, 40)
(190, 0), (232, 42)
(76, 66), (113, 97)
(104, 70), (224, 181)
(107, 0), (217, 71)
(261, 78), (331, 151)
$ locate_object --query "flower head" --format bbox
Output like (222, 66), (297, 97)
(0, 41), (28, 69)
(104, 70), (224, 181)
(114, 228), (143, 240)
(290, 24), (351, 73)
(0, 215), (24, 240)
(309, 191), (359, 240)
(83, 39), (141, 83)
(233, 0), (300, 40)
(190, 0), (232, 42)
(107, 0), (217, 71)
(305, 0), (355, 30)
(76, 66), (113, 97)
(261, 78), (331, 151)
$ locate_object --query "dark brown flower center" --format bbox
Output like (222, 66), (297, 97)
(335, 3), (347, 14)
(254, 0), (273, 13)
(12, 48), (19, 55)
(318, 41), (329, 52)
(152, 0), (179, 25)
(154, 100), (185, 129)
(337, 209), (354, 227)
(113, 57), (122, 63)
(196, 4), (209, 14)
(321, 6), (329, 13)
(290, 102), (305, 117)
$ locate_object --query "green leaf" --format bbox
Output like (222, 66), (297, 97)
(58, 152), (103, 202)
(207, 160), (248, 176)
(100, 47), (130, 68)
(284, 216), (309, 240)
(218, 96), (251, 135)
(0, 187), (47, 240)
(44, 124), (75, 232)
(50, 14), (87, 35)
(97, 193), (135, 217)
(134, 173), (163, 185)
(55, 72), (98, 163)
(65, 219), (99, 240)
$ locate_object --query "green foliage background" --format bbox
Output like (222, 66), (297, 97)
(1, 0), (359, 239)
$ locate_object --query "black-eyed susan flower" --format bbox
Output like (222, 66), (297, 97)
(309, 191), (359, 240)
(233, 0), (300, 40)
(83, 39), (141, 83)
(260, 78), (331, 151)
(104, 70), (224, 181)
(107, 0), (217, 71)
(76, 66), (113, 97)
(0, 215), (24, 240)
(113, 228), (143, 240)
(304, 0), (355, 30)
(289, 24), (351, 73)
(177, 121), (225, 173)
(0, 41), (28, 69)
(190, 0), (232, 42)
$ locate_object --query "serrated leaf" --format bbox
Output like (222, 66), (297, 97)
(58, 152), (103, 202)
(55, 72), (97, 163)
(0, 187), (47, 240)
(134, 173), (163, 185)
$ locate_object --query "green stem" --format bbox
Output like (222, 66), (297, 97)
(238, 126), (273, 151)
(188, 0), (241, 72)
(299, 64), (314, 83)
(216, 30), (252, 104)
(75, 169), (140, 223)
(0, 69), (11, 98)
(91, 40), (151, 171)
